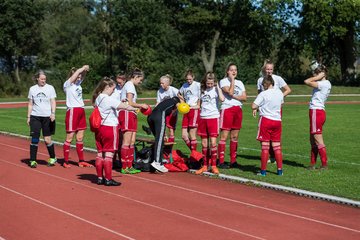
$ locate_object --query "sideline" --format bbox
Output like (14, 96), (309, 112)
(1, 131), (359, 208)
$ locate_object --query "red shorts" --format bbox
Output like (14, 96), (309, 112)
(65, 107), (87, 132)
(220, 106), (243, 130)
(118, 110), (138, 132)
(181, 109), (199, 128)
(166, 111), (178, 129)
(197, 118), (219, 138)
(256, 117), (282, 142)
(309, 109), (326, 134)
(95, 125), (119, 152)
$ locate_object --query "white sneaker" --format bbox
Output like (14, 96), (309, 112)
(151, 161), (168, 173)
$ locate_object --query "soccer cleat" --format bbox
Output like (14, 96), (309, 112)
(47, 158), (57, 167)
(142, 125), (152, 135)
(229, 162), (240, 168)
(277, 169), (283, 176)
(211, 166), (219, 175)
(104, 179), (121, 186)
(307, 165), (316, 170)
(217, 162), (230, 169)
(151, 161), (168, 173)
(63, 162), (71, 168)
(120, 168), (131, 174)
(319, 165), (328, 170)
(30, 160), (38, 168)
(195, 165), (208, 175)
(78, 161), (93, 168)
(97, 177), (104, 185)
(257, 170), (266, 176)
(128, 167), (141, 174)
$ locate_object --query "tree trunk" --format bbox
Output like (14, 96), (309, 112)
(201, 31), (220, 72)
(14, 56), (21, 83)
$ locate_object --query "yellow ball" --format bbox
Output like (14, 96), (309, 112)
(177, 103), (190, 114)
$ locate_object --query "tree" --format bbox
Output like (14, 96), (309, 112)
(0, 0), (44, 82)
(300, 0), (360, 84)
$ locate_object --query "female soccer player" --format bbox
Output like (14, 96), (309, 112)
(252, 75), (284, 176)
(178, 69), (201, 152)
(304, 62), (331, 170)
(119, 68), (149, 174)
(195, 72), (224, 175)
(218, 63), (247, 169)
(92, 77), (136, 186)
(27, 70), (57, 168)
(62, 65), (90, 168)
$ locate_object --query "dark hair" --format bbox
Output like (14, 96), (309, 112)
(224, 62), (237, 78)
(314, 64), (328, 77)
(91, 77), (116, 105)
(201, 71), (217, 93)
(262, 75), (274, 89)
(32, 70), (46, 81)
(183, 69), (195, 80)
(67, 67), (77, 79)
(129, 67), (144, 79)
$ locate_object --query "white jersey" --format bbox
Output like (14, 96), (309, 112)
(309, 80), (331, 110)
(179, 81), (201, 107)
(219, 78), (246, 110)
(111, 84), (123, 102)
(63, 78), (84, 108)
(253, 88), (284, 121)
(200, 87), (220, 119)
(257, 74), (287, 92)
(121, 81), (137, 103)
(28, 84), (57, 117)
(157, 86), (179, 103)
(96, 93), (121, 126)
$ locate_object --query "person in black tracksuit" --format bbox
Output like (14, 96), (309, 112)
(147, 96), (181, 173)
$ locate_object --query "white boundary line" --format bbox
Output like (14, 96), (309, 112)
(1, 158), (359, 235)
(0, 131), (359, 208)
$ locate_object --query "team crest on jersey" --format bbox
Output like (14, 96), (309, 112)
(35, 92), (47, 103)
(185, 90), (193, 100)
(234, 85), (242, 95)
(202, 94), (211, 103)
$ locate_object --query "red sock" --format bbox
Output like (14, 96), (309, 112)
(76, 141), (84, 161)
(202, 147), (208, 166)
(129, 145), (135, 168)
(190, 140), (197, 151)
(261, 145), (270, 171)
(218, 140), (226, 164)
(121, 146), (128, 169)
(310, 145), (318, 165)
(103, 156), (113, 180)
(95, 156), (104, 178)
(230, 140), (238, 164)
(184, 138), (191, 150)
(63, 141), (71, 163)
(318, 144), (327, 166)
(210, 146), (217, 166)
(273, 145), (283, 169)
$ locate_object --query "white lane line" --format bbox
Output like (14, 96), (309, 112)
(0, 185), (135, 240)
(0, 160), (265, 240)
(1, 156), (359, 235)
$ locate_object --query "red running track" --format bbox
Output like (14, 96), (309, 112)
(0, 134), (359, 240)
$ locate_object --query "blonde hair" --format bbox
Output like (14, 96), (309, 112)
(160, 74), (173, 85)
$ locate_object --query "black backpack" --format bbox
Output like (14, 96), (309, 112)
(133, 146), (152, 172)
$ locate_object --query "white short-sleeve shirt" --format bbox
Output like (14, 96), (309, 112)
(200, 87), (220, 119)
(121, 81), (137, 103)
(219, 78), (246, 109)
(179, 81), (201, 107)
(63, 79), (84, 108)
(254, 88), (284, 121)
(96, 93), (121, 126)
(111, 84), (123, 102)
(257, 74), (287, 92)
(28, 84), (57, 117)
(157, 86), (179, 103)
(309, 80), (331, 110)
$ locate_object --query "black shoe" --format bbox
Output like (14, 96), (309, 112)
(104, 179), (121, 186)
(229, 162), (240, 168)
(142, 125), (152, 135)
(217, 162), (230, 169)
(97, 177), (104, 185)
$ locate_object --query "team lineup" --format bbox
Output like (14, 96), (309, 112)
(26, 59), (331, 186)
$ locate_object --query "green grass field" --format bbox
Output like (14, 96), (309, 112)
(1, 85), (359, 200)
